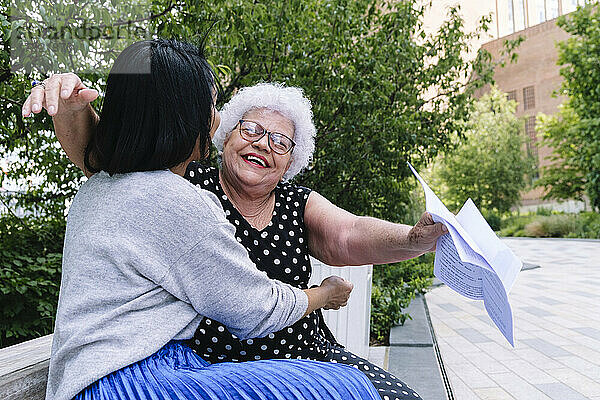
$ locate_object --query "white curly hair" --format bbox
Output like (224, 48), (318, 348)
(213, 82), (316, 181)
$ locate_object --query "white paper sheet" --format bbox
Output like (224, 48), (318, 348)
(408, 163), (520, 346)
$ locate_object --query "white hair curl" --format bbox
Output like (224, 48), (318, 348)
(213, 82), (316, 181)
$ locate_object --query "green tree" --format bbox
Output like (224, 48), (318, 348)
(0, 0), (170, 216)
(152, 0), (517, 222)
(1, 0), (519, 221)
(0, 0), (175, 345)
(432, 86), (534, 214)
(0, 213), (63, 347)
(535, 104), (587, 202)
(555, 5), (600, 210)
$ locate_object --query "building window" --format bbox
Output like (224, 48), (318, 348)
(533, 0), (546, 24)
(515, 0), (526, 30)
(546, 0), (559, 19)
(523, 86), (535, 110)
(563, 0), (579, 13)
(507, 90), (517, 102)
(525, 116), (539, 176)
(525, 116), (537, 142)
(508, 0), (515, 33)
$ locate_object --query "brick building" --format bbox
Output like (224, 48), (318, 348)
(474, 19), (572, 209)
(424, 0), (590, 211)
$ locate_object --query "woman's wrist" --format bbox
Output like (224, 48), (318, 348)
(302, 286), (330, 317)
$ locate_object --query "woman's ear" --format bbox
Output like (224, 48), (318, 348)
(223, 132), (231, 148)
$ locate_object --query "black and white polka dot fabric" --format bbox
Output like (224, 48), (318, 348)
(327, 343), (421, 400)
(184, 163), (422, 400)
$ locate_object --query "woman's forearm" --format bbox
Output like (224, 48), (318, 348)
(302, 287), (329, 317)
(343, 216), (428, 265)
(52, 104), (98, 176)
(306, 192), (446, 266)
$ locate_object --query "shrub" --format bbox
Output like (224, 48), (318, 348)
(370, 254), (434, 344)
(0, 214), (64, 348)
(573, 212), (600, 239)
(535, 207), (553, 216)
(483, 211), (502, 232)
(498, 214), (536, 237)
(524, 215), (577, 237)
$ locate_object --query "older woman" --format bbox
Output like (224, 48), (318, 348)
(25, 78), (447, 400)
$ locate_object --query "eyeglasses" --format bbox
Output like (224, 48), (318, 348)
(238, 119), (296, 155)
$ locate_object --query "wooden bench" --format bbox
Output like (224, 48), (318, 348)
(0, 334), (52, 400)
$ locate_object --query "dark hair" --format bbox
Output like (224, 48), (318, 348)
(84, 39), (216, 174)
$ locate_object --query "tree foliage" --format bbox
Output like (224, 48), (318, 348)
(0, 0), (518, 344)
(1, 0), (161, 216)
(0, 213), (64, 347)
(535, 104), (587, 202)
(554, 5), (600, 210)
(432, 86), (534, 213)
(1, 0), (515, 220)
(151, 0), (513, 222)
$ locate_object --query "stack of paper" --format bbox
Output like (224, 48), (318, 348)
(409, 163), (522, 346)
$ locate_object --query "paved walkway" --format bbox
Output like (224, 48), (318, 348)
(426, 238), (600, 400)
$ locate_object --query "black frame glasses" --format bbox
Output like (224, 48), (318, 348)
(238, 119), (296, 155)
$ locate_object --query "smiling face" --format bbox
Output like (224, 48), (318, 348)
(221, 108), (294, 190)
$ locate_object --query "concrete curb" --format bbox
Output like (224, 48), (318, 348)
(387, 294), (452, 400)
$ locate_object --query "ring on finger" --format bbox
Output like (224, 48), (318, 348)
(31, 80), (47, 90)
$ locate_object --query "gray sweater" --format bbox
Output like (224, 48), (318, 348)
(46, 170), (309, 400)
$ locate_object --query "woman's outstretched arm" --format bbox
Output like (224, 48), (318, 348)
(305, 191), (447, 266)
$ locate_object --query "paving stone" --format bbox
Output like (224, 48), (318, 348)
(572, 327), (600, 342)
(460, 351), (510, 374)
(489, 371), (553, 400)
(512, 348), (564, 370)
(475, 342), (520, 361)
(444, 361), (496, 389)
(367, 346), (387, 370)
(519, 306), (555, 317)
(475, 314), (494, 325)
(534, 296), (563, 306)
(531, 329), (577, 347)
(498, 359), (556, 384)
(436, 339), (470, 366)
(426, 238), (600, 400)
(455, 328), (493, 344)
(555, 356), (600, 382)
(473, 387), (516, 399)
(569, 290), (598, 299)
(561, 345), (600, 366)
(445, 369), (480, 400)
(389, 295), (432, 346)
(546, 368), (600, 397)
(526, 283), (548, 290)
(535, 382), (589, 400)
(436, 303), (461, 313)
(521, 338), (574, 358)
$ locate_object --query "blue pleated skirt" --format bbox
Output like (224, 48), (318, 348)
(74, 341), (380, 399)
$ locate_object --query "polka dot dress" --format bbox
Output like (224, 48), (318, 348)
(184, 163), (422, 400)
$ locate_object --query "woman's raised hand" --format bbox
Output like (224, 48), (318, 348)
(320, 276), (353, 310)
(22, 73), (98, 118)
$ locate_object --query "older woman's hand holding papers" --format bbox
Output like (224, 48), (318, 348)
(409, 162), (523, 346)
(407, 212), (449, 253)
